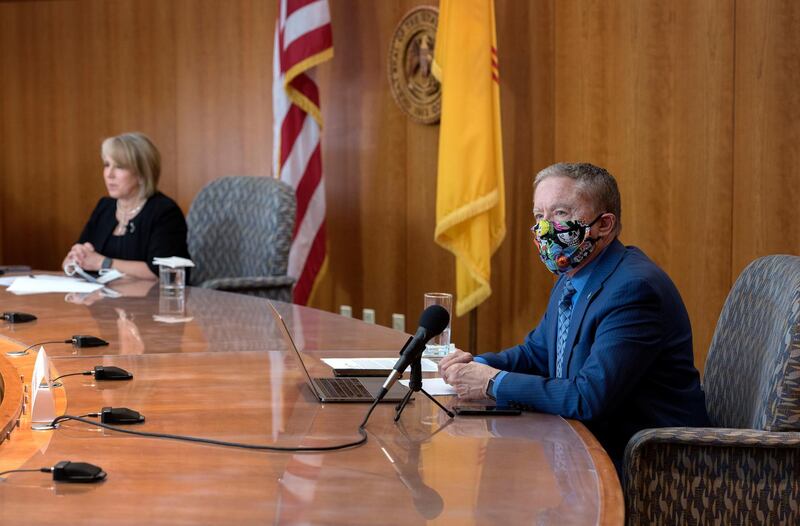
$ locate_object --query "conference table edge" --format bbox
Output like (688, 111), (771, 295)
(0, 354), (23, 445)
(568, 419), (625, 525)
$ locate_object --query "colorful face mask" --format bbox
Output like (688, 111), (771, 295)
(531, 214), (604, 274)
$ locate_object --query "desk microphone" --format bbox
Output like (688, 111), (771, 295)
(72, 335), (109, 348)
(0, 461), (106, 483)
(52, 461), (107, 482)
(377, 305), (449, 402)
(5, 335), (109, 357)
(51, 365), (134, 385)
(1, 311), (37, 324)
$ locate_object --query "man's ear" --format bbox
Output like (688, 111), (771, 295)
(599, 213), (616, 236)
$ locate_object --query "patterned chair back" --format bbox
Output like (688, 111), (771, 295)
(187, 176), (296, 285)
(704, 255), (800, 431)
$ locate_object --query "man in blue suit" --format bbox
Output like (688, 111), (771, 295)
(440, 162), (709, 471)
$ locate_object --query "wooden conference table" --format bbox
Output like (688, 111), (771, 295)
(0, 278), (622, 525)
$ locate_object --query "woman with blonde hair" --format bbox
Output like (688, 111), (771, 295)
(62, 132), (189, 280)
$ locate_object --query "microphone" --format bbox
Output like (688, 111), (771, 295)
(100, 406), (145, 424)
(5, 335), (109, 357)
(93, 365), (133, 380)
(52, 461), (107, 483)
(377, 305), (450, 401)
(72, 335), (109, 348)
(1, 311), (37, 323)
(0, 461), (106, 483)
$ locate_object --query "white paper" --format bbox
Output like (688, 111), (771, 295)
(97, 269), (124, 284)
(7, 276), (104, 295)
(399, 377), (457, 396)
(21, 274), (78, 282)
(152, 314), (195, 324)
(0, 277), (16, 286)
(31, 347), (56, 423)
(153, 256), (195, 268)
(322, 357), (439, 372)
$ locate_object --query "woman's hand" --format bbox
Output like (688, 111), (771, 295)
(63, 243), (86, 269)
(63, 242), (104, 271)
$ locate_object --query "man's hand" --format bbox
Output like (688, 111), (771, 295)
(442, 360), (500, 401)
(438, 348), (473, 376)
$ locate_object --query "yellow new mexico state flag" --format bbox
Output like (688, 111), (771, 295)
(433, 0), (505, 317)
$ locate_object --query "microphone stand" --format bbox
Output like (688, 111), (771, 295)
(394, 353), (454, 422)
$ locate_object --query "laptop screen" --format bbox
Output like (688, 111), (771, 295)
(267, 302), (323, 399)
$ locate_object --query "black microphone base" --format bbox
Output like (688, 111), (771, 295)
(2, 311), (37, 323)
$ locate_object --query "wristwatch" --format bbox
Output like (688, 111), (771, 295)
(486, 372), (500, 401)
(101, 257), (113, 270)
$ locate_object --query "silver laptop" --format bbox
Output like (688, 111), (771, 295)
(268, 303), (410, 403)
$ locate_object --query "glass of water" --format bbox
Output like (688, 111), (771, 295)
(422, 292), (453, 358)
(159, 266), (185, 296)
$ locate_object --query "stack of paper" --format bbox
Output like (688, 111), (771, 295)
(321, 357), (439, 373)
(5, 275), (104, 295)
(399, 378), (457, 396)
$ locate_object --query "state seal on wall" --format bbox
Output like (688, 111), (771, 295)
(388, 6), (440, 125)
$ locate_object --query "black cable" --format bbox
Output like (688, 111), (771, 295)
(5, 339), (72, 357)
(5, 336), (107, 357)
(359, 398), (382, 429)
(51, 415), (368, 452)
(51, 371), (93, 383)
(0, 468), (51, 477)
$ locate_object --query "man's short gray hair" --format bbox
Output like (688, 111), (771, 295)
(534, 162), (622, 235)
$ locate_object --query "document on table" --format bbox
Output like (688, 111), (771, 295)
(152, 314), (195, 324)
(399, 377), (457, 396)
(6, 275), (105, 295)
(322, 357), (439, 374)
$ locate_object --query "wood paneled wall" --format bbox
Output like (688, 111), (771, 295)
(733, 0), (800, 275)
(1, 0), (798, 372)
(552, 1), (736, 372)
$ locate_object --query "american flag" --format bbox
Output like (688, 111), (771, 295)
(273, 0), (333, 305)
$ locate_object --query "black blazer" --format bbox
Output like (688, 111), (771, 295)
(78, 192), (190, 276)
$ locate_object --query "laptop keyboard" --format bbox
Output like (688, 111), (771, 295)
(314, 377), (373, 399)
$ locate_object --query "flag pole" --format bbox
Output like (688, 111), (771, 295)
(469, 308), (477, 355)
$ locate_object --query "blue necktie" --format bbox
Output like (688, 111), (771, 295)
(556, 279), (576, 378)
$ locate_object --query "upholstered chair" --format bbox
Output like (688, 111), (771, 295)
(624, 255), (800, 525)
(187, 176), (296, 302)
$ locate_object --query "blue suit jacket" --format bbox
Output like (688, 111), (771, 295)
(478, 239), (710, 466)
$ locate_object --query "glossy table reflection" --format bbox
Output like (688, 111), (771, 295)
(0, 279), (622, 525)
